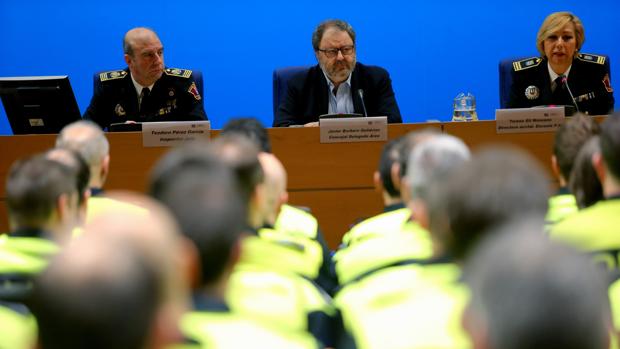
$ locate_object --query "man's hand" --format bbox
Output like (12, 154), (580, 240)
(304, 122), (319, 127)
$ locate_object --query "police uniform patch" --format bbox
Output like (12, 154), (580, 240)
(525, 85), (540, 100)
(114, 104), (126, 116)
(603, 74), (613, 93)
(165, 68), (192, 78)
(100, 70), (128, 82)
(577, 53), (606, 65)
(513, 57), (542, 72)
(188, 82), (201, 101)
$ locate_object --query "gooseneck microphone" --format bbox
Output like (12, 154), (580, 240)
(560, 75), (580, 113)
(357, 89), (368, 117)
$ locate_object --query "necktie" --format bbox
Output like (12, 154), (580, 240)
(552, 76), (566, 102)
(139, 87), (150, 113)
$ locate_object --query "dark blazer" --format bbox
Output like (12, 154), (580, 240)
(274, 62), (402, 127)
(507, 54), (614, 115)
(83, 68), (207, 130)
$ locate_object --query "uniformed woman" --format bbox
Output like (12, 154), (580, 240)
(508, 12), (614, 115)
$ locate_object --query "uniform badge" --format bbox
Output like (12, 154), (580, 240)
(114, 104), (126, 116)
(188, 82), (201, 101)
(525, 86), (540, 100)
(603, 74), (613, 93)
(169, 89), (175, 97)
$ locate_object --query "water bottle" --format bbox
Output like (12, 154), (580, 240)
(452, 92), (478, 122)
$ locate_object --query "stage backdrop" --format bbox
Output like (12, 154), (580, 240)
(0, 0), (618, 134)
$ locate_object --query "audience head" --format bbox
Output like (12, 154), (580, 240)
(56, 120), (110, 189)
(552, 114), (599, 186)
(464, 222), (610, 349)
(6, 155), (79, 238)
(427, 146), (550, 260)
(406, 134), (470, 228)
(258, 152), (288, 225)
(397, 128), (441, 201)
(569, 136), (603, 208)
(211, 135), (265, 227)
(149, 143), (246, 290)
(220, 117), (271, 153)
(80, 192), (189, 348)
(596, 114), (620, 192)
(30, 232), (160, 349)
(45, 147), (90, 208)
(374, 137), (403, 203)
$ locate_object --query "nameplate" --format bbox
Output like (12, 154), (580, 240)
(495, 107), (565, 134)
(320, 117), (387, 143)
(142, 121), (211, 147)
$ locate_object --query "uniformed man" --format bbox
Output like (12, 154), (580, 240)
(507, 12), (614, 115)
(83, 27), (207, 130)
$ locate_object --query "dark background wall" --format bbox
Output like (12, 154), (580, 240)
(0, 0), (617, 134)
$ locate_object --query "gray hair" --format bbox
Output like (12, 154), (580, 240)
(406, 134), (471, 201)
(465, 223), (610, 349)
(56, 120), (109, 168)
(312, 19), (356, 51)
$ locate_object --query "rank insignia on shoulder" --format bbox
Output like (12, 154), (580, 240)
(165, 68), (192, 78)
(100, 70), (128, 82)
(577, 53), (606, 65)
(188, 81), (201, 101)
(513, 57), (542, 71)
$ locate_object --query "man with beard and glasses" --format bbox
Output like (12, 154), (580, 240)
(274, 19), (402, 127)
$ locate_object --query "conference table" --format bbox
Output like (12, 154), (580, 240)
(0, 121), (563, 249)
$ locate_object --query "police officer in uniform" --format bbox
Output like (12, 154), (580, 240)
(83, 27), (207, 130)
(508, 12), (614, 115)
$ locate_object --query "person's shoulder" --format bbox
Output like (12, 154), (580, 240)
(97, 69), (129, 84)
(575, 53), (607, 66)
(511, 56), (543, 73)
(163, 67), (194, 79)
(355, 62), (389, 76)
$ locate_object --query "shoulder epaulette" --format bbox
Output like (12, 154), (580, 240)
(164, 68), (192, 78)
(577, 53), (606, 65)
(512, 57), (542, 72)
(99, 70), (127, 82)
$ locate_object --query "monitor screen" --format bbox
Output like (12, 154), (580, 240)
(0, 76), (81, 134)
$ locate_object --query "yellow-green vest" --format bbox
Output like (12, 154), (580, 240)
(0, 305), (36, 349)
(335, 262), (471, 349)
(226, 236), (335, 335)
(170, 310), (320, 349)
(545, 193), (578, 228)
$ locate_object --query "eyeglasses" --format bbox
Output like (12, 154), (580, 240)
(317, 45), (355, 58)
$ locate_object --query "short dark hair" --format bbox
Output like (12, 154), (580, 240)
(312, 19), (356, 51)
(553, 114), (600, 181)
(377, 138), (403, 198)
(465, 226), (610, 349)
(220, 117), (272, 153)
(569, 136), (603, 208)
(428, 146), (550, 260)
(600, 113), (620, 180)
(149, 143), (246, 285)
(7, 155), (77, 228)
(211, 135), (264, 204)
(30, 242), (159, 349)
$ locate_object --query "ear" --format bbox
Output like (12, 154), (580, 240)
(100, 154), (110, 184)
(550, 155), (562, 180)
(179, 237), (200, 289)
(409, 199), (429, 230)
(391, 163), (402, 191)
(592, 152), (606, 184)
(373, 171), (383, 193)
(124, 53), (132, 66)
(56, 193), (69, 223)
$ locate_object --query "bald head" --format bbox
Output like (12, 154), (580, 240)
(56, 121), (109, 188)
(258, 153), (288, 225)
(123, 27), (164, 86)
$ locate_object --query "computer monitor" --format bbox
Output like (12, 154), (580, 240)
(0, 76), (81, 134)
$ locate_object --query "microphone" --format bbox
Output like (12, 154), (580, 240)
(560, 75), (580, 113)
(357, 89), (368, 117)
